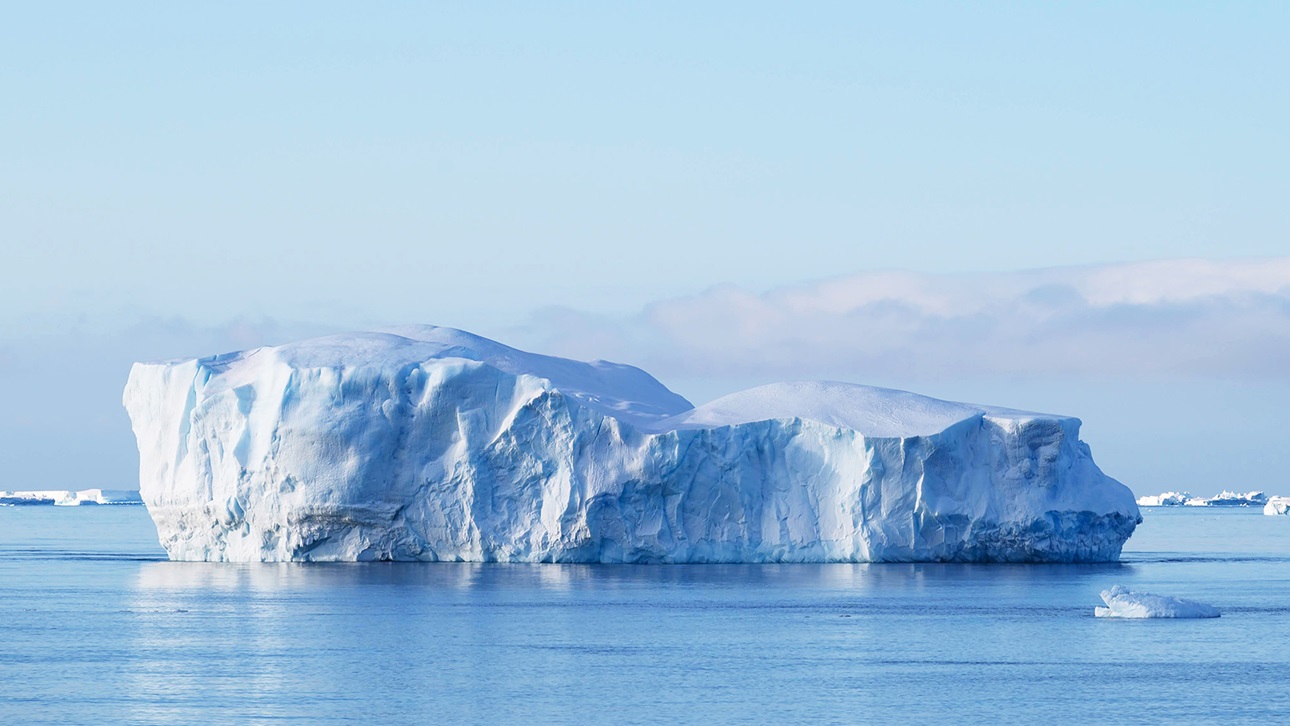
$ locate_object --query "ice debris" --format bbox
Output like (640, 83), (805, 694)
(1095, 585), (1220, 619)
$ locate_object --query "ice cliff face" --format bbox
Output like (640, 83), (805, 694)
(123, 325), (1140, 563)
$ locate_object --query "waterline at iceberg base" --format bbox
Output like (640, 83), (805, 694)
(123, 325), (1140, 563)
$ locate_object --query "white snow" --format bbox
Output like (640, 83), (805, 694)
(1265, 497), (1290, 516)
(1094, 585), (1220, 619)
(1136, 491), (1191, 507)
(0, 489), (143, 506)
(122, 324), (1141, 563)
(656, 381), (992, 437)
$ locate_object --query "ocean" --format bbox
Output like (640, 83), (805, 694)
(2, 506), (1287, 724)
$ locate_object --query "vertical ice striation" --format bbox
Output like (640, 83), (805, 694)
(123, 325), (1140, 562)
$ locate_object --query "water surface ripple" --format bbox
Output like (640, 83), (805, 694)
(2, 506), (1287, 724)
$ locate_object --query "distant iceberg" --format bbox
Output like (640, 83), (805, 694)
(123, 325), (1140, 563)
(1095, 585), (1219, 619)
(0, 489), (143, 506)
(1265, 497), (1290, 516)
(1183, 490), (1267, 507)
(1137, 490), (1270, 507)
(1136, 491), (1191, 507)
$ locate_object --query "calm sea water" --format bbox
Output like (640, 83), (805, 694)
(2, 506), (1288, 725)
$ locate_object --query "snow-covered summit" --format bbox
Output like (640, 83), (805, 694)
(124, 325), (1140, 563)
(652, 380), (1056, 438)
(189, 324), (693, 428)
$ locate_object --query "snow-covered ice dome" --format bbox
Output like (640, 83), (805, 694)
(122, 325), (1141, 563)
(1095, 585), (1220, 619)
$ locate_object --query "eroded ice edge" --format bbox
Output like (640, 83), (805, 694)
(1095, 585), (1220, 619)
(123, 325), (1140, 563)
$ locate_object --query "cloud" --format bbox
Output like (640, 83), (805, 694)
(515, 257), (1290, 380)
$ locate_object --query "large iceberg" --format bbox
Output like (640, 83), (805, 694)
(122, 325), (1140, 563)
(1265, 497), (1290, 516)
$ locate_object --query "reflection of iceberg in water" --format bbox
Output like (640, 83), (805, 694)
(129, 560), (1130, 595)
(115, 560), (1135, 721)
(123, 564), (298, 723)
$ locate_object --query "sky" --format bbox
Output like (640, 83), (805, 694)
(1, 2), (1287, 494)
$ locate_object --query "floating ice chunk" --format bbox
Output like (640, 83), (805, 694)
(1136, 491), (1191, 506)
(1265, 497), (1290, 516)
(1094, 585), (1219, 619)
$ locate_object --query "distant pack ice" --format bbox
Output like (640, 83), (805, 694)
(1137, 490), (1270, 507)
(123, 325), (1140, 563)
(0, 489), (143, 506)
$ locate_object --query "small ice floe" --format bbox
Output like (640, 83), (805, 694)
(1094, 585), (1219, 619)
(1265, 497), (1290, 516)
(1136, 491), (1191, 506)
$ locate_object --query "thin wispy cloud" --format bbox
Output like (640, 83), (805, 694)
(519, 258), (1290, 380)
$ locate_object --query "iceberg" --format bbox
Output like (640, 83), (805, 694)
(1265, 497), (1290, 516)
(0, 490), (62, 506)
(1136, 491), (1191, 507)
(1136, 489), (1271, 508)
(0, 489), (143, 506)
(122, 325), (1140, 563)
(1182, 490), (1267, 507)
(1095, 585), (1220, 618)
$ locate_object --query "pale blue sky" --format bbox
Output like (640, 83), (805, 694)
(1, 3), (1288, 492)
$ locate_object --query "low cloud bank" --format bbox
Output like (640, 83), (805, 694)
(519, 257), (1290, 380)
